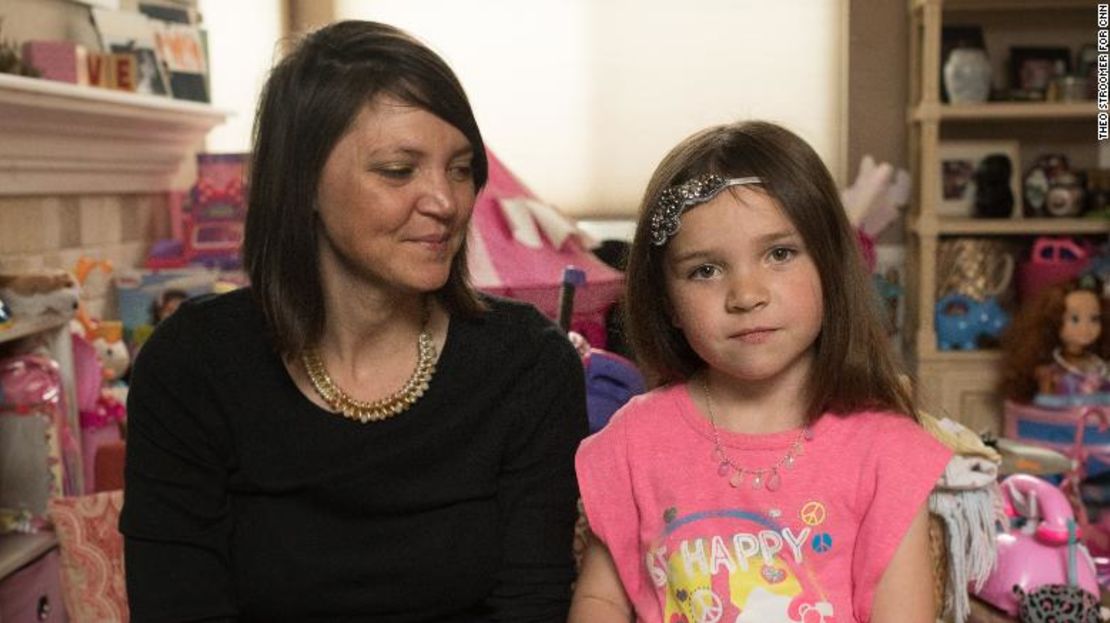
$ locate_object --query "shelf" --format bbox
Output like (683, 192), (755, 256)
(0, 73), (228, 195)
(912, 216), (1110, 236)
(0, 313), (72, 347)
(913, 0), (1097, 11)
(0, 532), (56, 581)
(917, 349), (1002, 363)
(912, 101), (1099, 122)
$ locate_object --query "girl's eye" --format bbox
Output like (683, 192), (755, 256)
(1070, 314), (1081, 324)
(768, 247), (797, 263)
(688, 265), (720, 280)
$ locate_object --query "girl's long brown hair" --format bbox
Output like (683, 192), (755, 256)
(624, 121), (916, 421)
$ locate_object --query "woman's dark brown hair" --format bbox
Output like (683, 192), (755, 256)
(624, 120), (916, 421)
(242, 20), (489, 357)
(1000, 277), (1110, 403)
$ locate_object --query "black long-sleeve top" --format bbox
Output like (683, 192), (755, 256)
(120, 288), (588, 622)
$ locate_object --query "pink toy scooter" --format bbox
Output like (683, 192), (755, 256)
(974, 474), (1100, 616)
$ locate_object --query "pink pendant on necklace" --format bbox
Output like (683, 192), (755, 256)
(729, 470), (744, 488)
(717, 462), (730, 477)
(766, 469), (781, 492)
(751, 472), (764, 489)
(783, 455), (796, 470)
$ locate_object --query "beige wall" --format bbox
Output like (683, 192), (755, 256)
(847, 0), (908, 244)
(847, 0), (908, 173)
(198, 0), (284, 153)
(337, 0), (848, 218)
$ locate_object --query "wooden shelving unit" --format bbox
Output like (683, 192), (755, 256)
(0, 309), (76, 586)
(913, 101), (1098, 121)
(905, 0), (1106, 434)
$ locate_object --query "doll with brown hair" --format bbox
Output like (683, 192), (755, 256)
(1000, 275), (1110, 407)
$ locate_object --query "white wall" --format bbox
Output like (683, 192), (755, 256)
(338, 0), (846, 218)
(197, 0), (283, 154)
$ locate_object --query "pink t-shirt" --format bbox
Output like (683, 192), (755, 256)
(576, 383), (951, 623)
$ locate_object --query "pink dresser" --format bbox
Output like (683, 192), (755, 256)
(0, 534), (67, 622)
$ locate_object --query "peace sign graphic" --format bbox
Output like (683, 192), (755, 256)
(689, 588), (723, 623)
(811, 532), (833, 554)
(800, 501), (826, 526)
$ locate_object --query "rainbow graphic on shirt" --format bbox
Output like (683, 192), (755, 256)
(645, 503), (836, 623)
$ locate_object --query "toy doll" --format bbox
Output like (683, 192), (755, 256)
(1000, 275), (1110, 407)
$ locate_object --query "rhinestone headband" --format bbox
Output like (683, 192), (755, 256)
(649, 174), (762, 246)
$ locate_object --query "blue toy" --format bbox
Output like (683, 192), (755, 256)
(935, 293), (1010, 350)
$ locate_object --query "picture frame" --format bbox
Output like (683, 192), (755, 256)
(937, 140), (1021, 217)
(150, 20), (210, 102)
(1009, 46), (1072, 95)
(90, 8), (170, 96)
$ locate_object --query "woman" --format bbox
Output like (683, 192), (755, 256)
(121, 21), (587, 621)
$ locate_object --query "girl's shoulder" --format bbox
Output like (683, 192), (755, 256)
(610, 382), (687, 423)
(819, 409), (945, 447)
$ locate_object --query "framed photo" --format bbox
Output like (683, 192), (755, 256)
(151, 21), (209, 102)
(937, 140), (1020, 217)
(91, 8), (170, 96)
(1010, 46), (1071, 94)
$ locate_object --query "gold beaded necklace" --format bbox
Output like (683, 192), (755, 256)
(301, 309), (437, 423)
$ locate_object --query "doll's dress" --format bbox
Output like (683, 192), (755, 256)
(1033, 350), (1110, 408)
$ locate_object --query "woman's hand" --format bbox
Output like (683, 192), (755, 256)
(569, 534), (634, 623)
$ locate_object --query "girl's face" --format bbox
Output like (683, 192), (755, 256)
(663, 187), (823, 388)
(1060, 289), (1102, 355)
(315, 95), (476, 296)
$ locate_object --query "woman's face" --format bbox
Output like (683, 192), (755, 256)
(315, 95), (476, 296)
(1059, 289), (1102, 355)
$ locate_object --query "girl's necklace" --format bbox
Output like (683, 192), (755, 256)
(701, 377), (812, 492)
(302, 308), (437, 423)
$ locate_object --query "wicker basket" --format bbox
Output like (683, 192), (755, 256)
(930, 512), (950, 615)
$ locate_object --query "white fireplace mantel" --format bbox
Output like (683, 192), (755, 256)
(0, 73), (228, 196)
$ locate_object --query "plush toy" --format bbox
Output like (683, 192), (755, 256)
(71, 258), (113, 336)
(88, 321), (129, 401)
(1000, 276), (1110, 406)
(0, 271), (79, 318)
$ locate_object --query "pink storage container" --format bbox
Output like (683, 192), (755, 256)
(1017, 237), (1089, 303)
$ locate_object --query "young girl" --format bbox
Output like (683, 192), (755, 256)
(571, 121), (951, 623)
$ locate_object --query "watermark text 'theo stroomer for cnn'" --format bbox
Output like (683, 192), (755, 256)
(1098, 4), (1109, 139)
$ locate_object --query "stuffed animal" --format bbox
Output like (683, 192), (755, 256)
(0, 271), (80, 318)
(88, 321), (129, 390)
